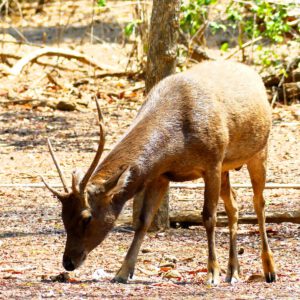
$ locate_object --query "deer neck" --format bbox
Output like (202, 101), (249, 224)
(90, 118), (171, 201)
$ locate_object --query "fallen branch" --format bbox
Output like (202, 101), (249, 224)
(168, 210), (300, 226)
(224, 36), (262, 60)
(0, 98), (48, 105)
(170, 183), (300, 189)
(6, 47), (119, 76)
(0, 52), (21, 60)
(0, 52), (80, 72)
(117, 210), (300, 227)
(95, 70), (143, 79)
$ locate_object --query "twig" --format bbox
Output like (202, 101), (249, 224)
(6, 47), (119, 76)
(59, 4), (79, 48)
(12, 0), (23, 19)
(224, 36), (262, 60)
(46, 72), (64, 89)
(90, 0), (96, 45)
(95, 70), (143, 79)
(189, 21), (208, 46)
(0, 98), (49, 105)
(9, 26), (29, 44)
(107, 1), (151, 7)
(0, 0), (8, 11)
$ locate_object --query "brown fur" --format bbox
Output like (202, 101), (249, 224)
(44, 61), (276, 284)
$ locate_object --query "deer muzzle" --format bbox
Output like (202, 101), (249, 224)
(63, 251), (87, 271)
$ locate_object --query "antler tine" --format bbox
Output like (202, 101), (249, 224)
(79, 99), (106, 193)
(40, 176), (68, 200)
(47, 139), (69, 193)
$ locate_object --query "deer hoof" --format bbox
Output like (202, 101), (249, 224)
(225, 274), (240, 284)
(111, 276), (128, 284)
(265, 272), (276, 283)
(206, 272), (220, 286)
(225, 267), (240, 284)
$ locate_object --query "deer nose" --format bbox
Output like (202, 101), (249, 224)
(63, 257), (75, 271)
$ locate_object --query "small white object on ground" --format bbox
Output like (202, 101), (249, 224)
(92, 268), (111, 280)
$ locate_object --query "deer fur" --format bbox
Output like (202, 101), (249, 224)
(43, 60), (275, 285)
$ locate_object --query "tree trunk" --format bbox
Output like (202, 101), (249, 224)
(145, 0), (180, 93)
(132, 0), (180, 231)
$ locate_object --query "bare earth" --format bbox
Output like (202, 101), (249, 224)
(0, 90), (300, 299)
(0, 0), (300, 299)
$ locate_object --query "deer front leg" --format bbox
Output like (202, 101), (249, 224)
(220, 171), (239, 284)
(203, 165), (222, 286)
(112, 176), (169, 283)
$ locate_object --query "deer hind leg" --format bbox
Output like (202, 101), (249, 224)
(203, 164), (222, 286)
(247, 149), (276, 283)
(112, 176), (169, 283)
(220, 171), (239, 284)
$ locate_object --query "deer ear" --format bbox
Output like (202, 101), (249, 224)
(103, 166), (130, 196)
(72, 169), (84, 194)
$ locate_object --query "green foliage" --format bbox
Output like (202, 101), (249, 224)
(225, 0), (293, 43)
(209, 21), (226, 35)
(180, 0), (217, 36)
(220, 42), (229, 52)
(97, 0), (106, 7)
(180, 0), (296, 47)
(124, 20), (142, 37)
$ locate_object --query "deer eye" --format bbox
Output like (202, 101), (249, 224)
(81, 215), (92, 228)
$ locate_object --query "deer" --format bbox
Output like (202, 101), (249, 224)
(42, 60), (276, 285)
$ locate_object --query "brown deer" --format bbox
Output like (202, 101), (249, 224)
(42, 61), (276, 285)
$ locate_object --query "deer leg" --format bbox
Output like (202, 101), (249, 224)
(112, 176), (169, 283)
(203, 164), (222, 285)
(247, 149), (276, 283)
(220, 171), (239, 284)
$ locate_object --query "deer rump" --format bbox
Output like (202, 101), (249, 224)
(43, 60), (275, 285)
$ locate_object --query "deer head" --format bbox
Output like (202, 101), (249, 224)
(42, 101), (128, 271)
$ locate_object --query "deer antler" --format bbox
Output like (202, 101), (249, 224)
(79, 99), (106, 193)
(40, 176), (69, 200)
(47, 139), (69, 193)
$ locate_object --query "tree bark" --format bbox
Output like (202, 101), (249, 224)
(145, 0), (180, 92)
(132, 0), (180, 231)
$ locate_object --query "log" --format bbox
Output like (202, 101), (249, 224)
(117, 210), (300, 227)
(263, 69), (300, 88)
(282, 82), (300, 102)
(170, 183), (300, 189)
(169, 210), (300, 227)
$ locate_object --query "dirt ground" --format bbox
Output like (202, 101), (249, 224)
(0, 0), (300, 299)
(0, 99), (300, 299)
